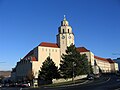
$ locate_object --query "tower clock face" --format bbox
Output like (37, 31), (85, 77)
(62, 35), (65, 39)
(68, 36), (71, 39)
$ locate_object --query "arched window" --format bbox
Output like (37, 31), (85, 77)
(59, 29), (61, 33)
(63, 29), (64, 33)
(68, 29), (69, 33)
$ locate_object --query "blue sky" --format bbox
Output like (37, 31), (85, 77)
(0, 0), (120, 70)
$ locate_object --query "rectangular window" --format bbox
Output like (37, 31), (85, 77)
(52, 49), (54, 52)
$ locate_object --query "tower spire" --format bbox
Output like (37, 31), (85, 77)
(64, 15), (66, 20)
(61, 15), (69, 26)
(57, 16), (74, 56)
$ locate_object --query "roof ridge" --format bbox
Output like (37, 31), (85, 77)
(76, 47), (90, 52)
(40, 42), (57, 44)
(94, 55), (109, 62)
(39, 42), (59, 48)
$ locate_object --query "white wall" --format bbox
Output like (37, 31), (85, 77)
(95, 59), (111, 73)
(114, 63), (119, 71)
(80, 52), (95, 66)
(52, 75), (87, 84)
(38, 46), (60, 68)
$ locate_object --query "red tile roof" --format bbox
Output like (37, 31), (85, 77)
(23, 50), (34, 59)
(39, 42), (59, 48)
(31, 57), (37, 61)
(94, 56), (109, 62)
(76, 47), (90, 52)
(94, 56), (115, 63)
(107, 58), (115, 63)
(23, 50), (37, 61)
(23, 56), (37, 61)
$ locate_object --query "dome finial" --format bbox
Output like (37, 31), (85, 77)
(61, 15), (69, 26)
(64, 15), (66, 20)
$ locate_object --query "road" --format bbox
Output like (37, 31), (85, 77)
(1, 74), (120, 90)
(39, 74), (120, 90)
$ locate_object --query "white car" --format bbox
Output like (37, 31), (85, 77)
(0, 84), (2, 87)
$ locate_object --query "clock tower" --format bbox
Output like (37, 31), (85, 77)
(57, 16), (74, 56)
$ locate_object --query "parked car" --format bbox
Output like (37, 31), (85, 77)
(0, 84), (2, 87)
(87, 74), (94, 80)
(21, 83), (29, 87)
(17, 83), (30, 87)
(3, 83), (9, 87)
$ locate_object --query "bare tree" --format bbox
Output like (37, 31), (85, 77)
(26, 70), (34, 85)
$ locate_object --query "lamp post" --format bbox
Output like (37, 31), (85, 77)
(33, 71), (38, 87)
(72, 61), (76, 84)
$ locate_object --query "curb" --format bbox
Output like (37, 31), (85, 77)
(43, 77), (111, 89)
(44, 80), (89, 88)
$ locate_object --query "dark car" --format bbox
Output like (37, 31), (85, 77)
(17, 83), (30, 87)
(87, 74), (94, 80)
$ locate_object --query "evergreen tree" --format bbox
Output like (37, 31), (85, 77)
(59, 45), (91, 79)
(38, 56), (60, 83)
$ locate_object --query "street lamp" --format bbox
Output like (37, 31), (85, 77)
(33, 71), (38, 87)
(72, 61), (76, 84)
